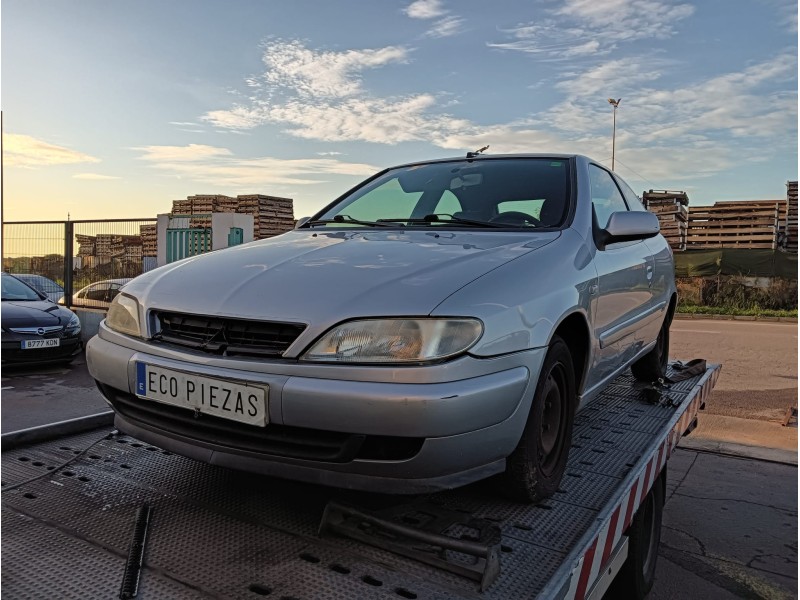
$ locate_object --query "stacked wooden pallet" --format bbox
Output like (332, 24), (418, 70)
(140, 224), (157, 257)
(236, 194), (295, 239)
(94, 234), (116, 257)
(785, 181), (798, 253)
(107, 235), (142, 260)
(169, 194), (296, 240)
(642, 190), (689, 251)
(214, 196), (240, 213)
(171, 199), (192, 215)
(686, 200), (786, 250)
(75, 234), (96, 256)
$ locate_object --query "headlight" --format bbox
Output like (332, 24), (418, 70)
(106, 294), (142, 337)
(65, 313), (81, 334)
(301, 318), (483, 364)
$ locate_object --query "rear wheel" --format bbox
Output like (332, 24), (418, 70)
(631, 317), (670, 382)
(503, 335), (577, 503)
(608, 471), (665, 599)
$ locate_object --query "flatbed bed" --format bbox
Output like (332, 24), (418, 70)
(1, 363), (719, 599)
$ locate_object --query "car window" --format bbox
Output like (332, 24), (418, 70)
(589, 165), (628, 228)
(85, 283), (110, 301)
(107, 283), (124, 301)
(432, 189), (462, 215)
(614, 174), (647, 212)
(313, 158), (571, 228)
(321, 178), (423, 223)
(1, 275), (43, 301)
(497, 199), (545, 220)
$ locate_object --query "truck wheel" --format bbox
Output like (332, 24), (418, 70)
(503, 335), (577, 503)
(631, 317), (669, 382)
(608, 471), (665, 599)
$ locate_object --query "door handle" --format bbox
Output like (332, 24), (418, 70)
(646, 265), (654, 286)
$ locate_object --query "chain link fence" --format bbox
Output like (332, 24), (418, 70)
(3, 219), (157, 308)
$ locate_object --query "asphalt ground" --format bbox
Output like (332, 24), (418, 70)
(1, 320), (797, 599)
(671, 319), (798, 423)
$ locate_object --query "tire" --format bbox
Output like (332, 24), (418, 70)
(607, 471), (665, 599)
(631, 317), (670, 382)
(503, 335), (577, 503)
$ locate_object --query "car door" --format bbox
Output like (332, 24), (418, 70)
(614, 173), (671, 345)
(586, 164), (657, 389)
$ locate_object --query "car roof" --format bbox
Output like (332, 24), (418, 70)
(78, 278), (133, 288)
(384, 153), (587, 171)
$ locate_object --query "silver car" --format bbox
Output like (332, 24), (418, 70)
(59, 278), (133, 308)
(87, 154), (675, 502)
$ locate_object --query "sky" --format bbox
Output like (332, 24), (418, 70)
(2, 0), (798, 221)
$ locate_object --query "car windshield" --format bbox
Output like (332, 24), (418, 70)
(309, 158), (571, 229)
(19, 275), (63, 294)
(1, 274), (44, 301)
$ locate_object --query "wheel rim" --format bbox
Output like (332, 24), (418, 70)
(539, 361), (569, 476)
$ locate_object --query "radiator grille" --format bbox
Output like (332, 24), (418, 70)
(154, 311), (305, 358)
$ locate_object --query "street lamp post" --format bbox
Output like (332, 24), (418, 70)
(607, 98), (621, 171)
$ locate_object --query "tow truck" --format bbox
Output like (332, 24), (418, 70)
(2, 362), (719, 599)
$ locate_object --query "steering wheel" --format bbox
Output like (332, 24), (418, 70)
(489, 211), (542, 227)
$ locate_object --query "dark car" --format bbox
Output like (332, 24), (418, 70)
(1, 273), (83, 365)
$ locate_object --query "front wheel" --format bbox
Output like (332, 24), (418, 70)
(503, 335), (577, 503)
(631, 316), (670, 382)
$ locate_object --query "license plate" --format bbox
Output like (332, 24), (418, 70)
(22, 338), (61, 349)
(135, 363), (268, 427)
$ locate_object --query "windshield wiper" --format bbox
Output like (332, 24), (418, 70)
(306, 214), (393, 228)
(378, 214), (508, 228)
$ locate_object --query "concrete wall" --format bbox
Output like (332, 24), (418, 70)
(74, 308), (107, 344)
(211, 213), (254, 249)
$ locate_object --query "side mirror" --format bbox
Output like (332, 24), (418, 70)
(600, 211), (660, 247)
(295, 216), (311, 229)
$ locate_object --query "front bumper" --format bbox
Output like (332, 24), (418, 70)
(87, 323), (547, 492)
(1, 333), (82, 364)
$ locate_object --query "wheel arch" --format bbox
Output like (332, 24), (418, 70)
(667, 293), (678, 325)
(552, 312), (591, 394)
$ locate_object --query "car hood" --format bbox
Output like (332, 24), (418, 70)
(2, 300), (68, 327)
(128, 229), (559, 326)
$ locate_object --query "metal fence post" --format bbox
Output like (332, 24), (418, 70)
(64, 220), (74, 307)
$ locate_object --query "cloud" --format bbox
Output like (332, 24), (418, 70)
(201, 39), (796, 190)
(555, 57), (666, 99)
(553, 53), (797, 143)
(260, 40), (408, 100)
(426, 16), (466, 38)
(135, 144), (379, 188)
(4, 133), (100, 168)
(202, 40), (474, 144)
(261, 95), (474, 144)
(405, 0), (447, 19)
(404, 1), (465, 37)
(489, 0), (694, 58)
(133, 144), (233, 162)
(73, 173), (120, 180)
